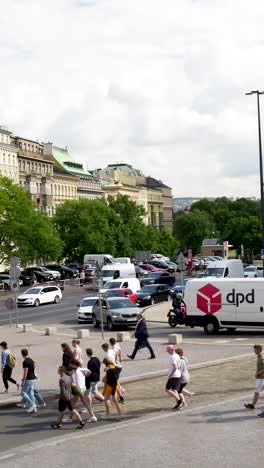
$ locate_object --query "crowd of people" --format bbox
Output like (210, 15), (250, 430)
(1, 313), (264, 429)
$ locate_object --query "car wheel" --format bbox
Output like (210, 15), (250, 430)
(93, 315), (100, 328)
(54, 295), (60, 304)
(204, 318), (219, 335)
(34, 299), (40, 307)
(150, 298), (155, 305)
(106, 317), (114, 331)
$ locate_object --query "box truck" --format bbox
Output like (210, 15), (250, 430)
(184, 278), (264, 334)
(204, 259), (244, 279)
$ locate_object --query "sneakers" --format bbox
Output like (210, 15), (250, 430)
(37, 402), (46, 408)
(27, 405), (37, 413)
(148, 356), (156, 360)
(257, 411), (264, 418)
(127, 355), (134, 360)
(173, 401), (183, 411)
(16, 403), (26, 408)
(76, 421), (85, 429)
(244, 403), (255, 409)
(88, 416), (97, 423)
(119, 396), (125, 404)
(51, 424), (62, 430)
(81, 408), (88, 414)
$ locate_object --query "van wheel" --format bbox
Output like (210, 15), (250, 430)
(93, 315), (100, 328)
(204, 318), (219, 335)
(107, 317), (113, 331)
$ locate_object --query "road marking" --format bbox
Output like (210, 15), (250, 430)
(0, 392), (252, 463)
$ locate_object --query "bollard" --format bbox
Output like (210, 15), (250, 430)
(116, 331), (131, 342)
(77, 329), (90, 339)
(45, 327), (57, 336)
(168, 333), (183, 344)
(23, 323), (32, 332)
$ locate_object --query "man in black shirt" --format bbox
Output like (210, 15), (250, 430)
(85, 349), (104, 402)
(20, 349), (45, 413)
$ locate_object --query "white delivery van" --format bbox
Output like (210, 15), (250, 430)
(184, 278), (264, 334)
(204, 259), (244, 279)
(100, 277), (140, 294)
(101, 264), (136, 284)
(114, 257), (131, 264)
(83, 254), (115, 266)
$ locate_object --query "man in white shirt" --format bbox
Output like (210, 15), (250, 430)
(165, 345), (183, 410)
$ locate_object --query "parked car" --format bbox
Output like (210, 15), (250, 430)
(84, 267), (97, 283)
(92, 297), (139, 330)
(135, 265), (148, 277)
(24, 268), (53, 283)
(148, 259), (176, 273)
(140, 271), (175, 287)
(136, 284), (171, 307)
(77, 296), (98, 323)
(139, 264), (163, 273)
(45, 264), (77, 279)
(244, 265), (264, 278)
(103, 288), (137, 303)
(66, 263), (83, 272)
(19, 271), (35, 287)
(17, 285), (62, 307)
(26, 266), (60, 280)
(0, 273), (23, 289)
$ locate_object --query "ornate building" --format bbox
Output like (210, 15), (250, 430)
(0, 127), (18, 182)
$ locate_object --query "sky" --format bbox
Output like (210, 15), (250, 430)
(1, 0), (264, 197)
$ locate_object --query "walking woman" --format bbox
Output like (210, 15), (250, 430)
(70, 359), (97, 423)
(0, 341), (19, 393)
(175, 348), (195, 405)
(72, 339), (84, 366)
(102, 358), (121, 418)
(61, 343), (74, 373)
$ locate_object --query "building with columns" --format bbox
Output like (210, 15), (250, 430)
(53, 166), (79, 209)
(0, 127), (18, 182)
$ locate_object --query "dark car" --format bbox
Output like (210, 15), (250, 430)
(140, 271), (175, 288)
(84, 267), (97, 283)
(66, 263), (82, 272)
(45, 264), (77, 279)
(23, 268), (53, 283)
(148, 259), (176, 273)
(20, 271), (35, 287)
(136, 284), (171, 307)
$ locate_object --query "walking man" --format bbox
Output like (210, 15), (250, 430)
(1, 341), (19, 393)
(244, 344), (264, 410)
(20, 349), (45, 413)
(165, 345), (183, 410)
(127, 313), (155, 360)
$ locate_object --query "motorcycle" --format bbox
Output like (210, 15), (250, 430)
(167, 303), (186, 328)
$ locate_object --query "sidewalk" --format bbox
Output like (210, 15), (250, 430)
(0, 324), (254, 406)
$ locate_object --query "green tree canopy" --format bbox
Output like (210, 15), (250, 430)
(0, 177), (61, 265)
(173, 209), (216, 254)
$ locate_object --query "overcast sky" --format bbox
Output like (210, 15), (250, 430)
(1, 0), (264, 197)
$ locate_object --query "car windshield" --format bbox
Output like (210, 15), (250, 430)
(104, 281), (122, 289)
(140, 285), (157, 293)
(81, 298), (97, 307)
(148, 272), (161, 278)
(105, 290), (123, 297)
(102, 270), (118, 278)
(25, 288), (42, 295)
(108, 299), (135, 309)
(205, 268), (224, 277)
(244, 267), (256, 272)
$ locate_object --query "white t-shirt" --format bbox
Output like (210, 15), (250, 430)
(113, 343), (122, 368)
(168, 353), (181, 378)
(73, 368), (90, 389)
(105, 349), (116, 365)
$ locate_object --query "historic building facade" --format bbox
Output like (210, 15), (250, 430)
(0, 127), (18, 182)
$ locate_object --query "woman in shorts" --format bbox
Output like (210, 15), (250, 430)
(51, 366), (85, 430)
(102, 358), (121, 417)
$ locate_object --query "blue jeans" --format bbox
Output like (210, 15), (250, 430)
(21, 380), (44, 407)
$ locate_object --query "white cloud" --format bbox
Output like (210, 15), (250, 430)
(1, 0), (264, 197)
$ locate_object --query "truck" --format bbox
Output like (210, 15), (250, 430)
(101, 263), (136, 285)
(204, 259), (244, 279)
(83, 254), (115, 267)
(184, 278), (264, 334)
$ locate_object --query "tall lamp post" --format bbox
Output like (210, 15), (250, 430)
(246, 90), (264, 276)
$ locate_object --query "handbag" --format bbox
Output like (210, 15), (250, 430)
(71, 384), (82, 396)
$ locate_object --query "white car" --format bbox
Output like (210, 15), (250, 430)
(17, 285), (62, 307)
(244, 265), (263, 278)
(77, 296), (98, 323)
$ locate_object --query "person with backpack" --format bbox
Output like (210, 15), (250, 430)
(0, 341), (19, 393)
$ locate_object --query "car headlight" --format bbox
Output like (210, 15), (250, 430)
(112, 315), (119, 318)
(144, 295), (151, 300)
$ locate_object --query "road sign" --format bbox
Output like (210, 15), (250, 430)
(5, 298), (15, 310)
(177, 253), (186, 271)
(10, 266), (21, 281)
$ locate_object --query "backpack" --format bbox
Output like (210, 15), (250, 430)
(8, 352), (16, 368)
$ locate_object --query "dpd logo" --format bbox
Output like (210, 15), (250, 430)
(197, 284), (222, 315)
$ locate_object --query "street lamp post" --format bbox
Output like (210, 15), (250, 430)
(246, 90), (264, 276)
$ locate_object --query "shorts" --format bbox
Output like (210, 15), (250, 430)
(58, 399), (73, 413)
(255, 379), (264, 393)
(165, 377), (181, 391)
(116, 367), (122, 378)
(105, 384), (117, 396)
(85, 382), (99, 395)
(178, 382), (187, 394)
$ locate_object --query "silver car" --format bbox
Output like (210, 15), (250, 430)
(92, 297), (139, 331)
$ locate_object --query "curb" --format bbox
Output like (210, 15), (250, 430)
(0, 353), (253, 409)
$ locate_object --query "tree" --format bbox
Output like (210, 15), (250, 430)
(0, 177), (61, 265)
(173, 210), (216, 253)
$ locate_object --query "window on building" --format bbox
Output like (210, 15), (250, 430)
(3, 154), (5, 164)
